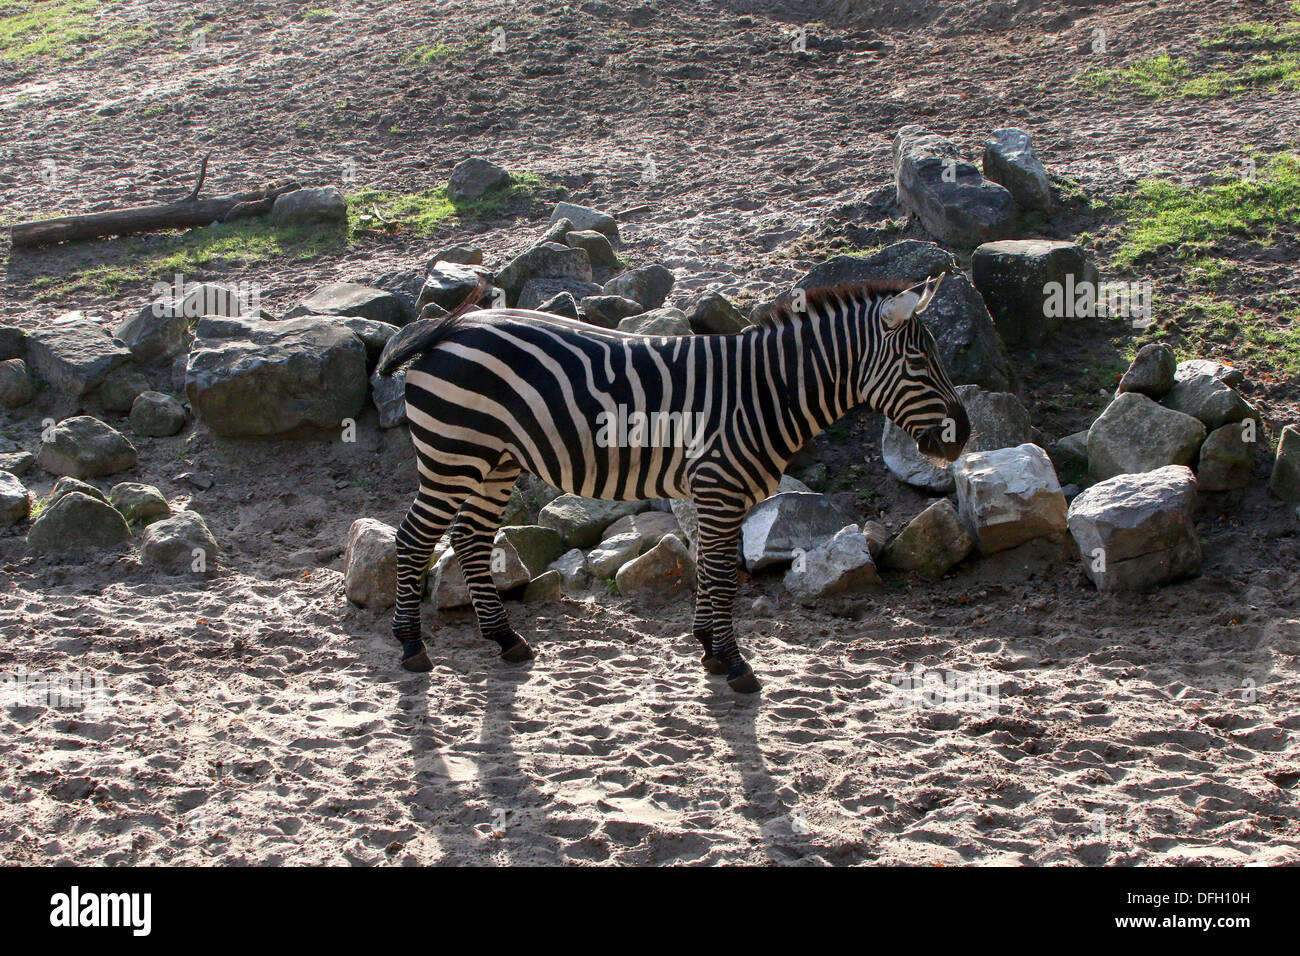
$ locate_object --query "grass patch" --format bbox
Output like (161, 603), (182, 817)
(0, 0), (140, 62)
(348, 172), (544, 235)
(1153, 296), (1300, 380)
(1114, 152), (1300, 269)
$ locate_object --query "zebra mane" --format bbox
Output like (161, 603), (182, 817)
(749, 278), (918, 329)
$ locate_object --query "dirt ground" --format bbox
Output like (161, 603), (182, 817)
(1, 0), (1298, 865)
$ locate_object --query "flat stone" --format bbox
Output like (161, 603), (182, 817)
(523, 569), (562, 603)
(741, 492), (856, 572)
(285, 282), (411, 327)
(953, 443), (1068, 555)
(1176, 359), (1244, 388)
(579, 295), (643, 329)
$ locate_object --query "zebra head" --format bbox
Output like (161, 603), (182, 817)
(861, 274), (970, 464)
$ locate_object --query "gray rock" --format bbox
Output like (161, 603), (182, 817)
(602, 510), (682, 545)
(417, 262), (495, 313)
(285, 282), (411, 327)
(1118, 343), (1177, 398)
(586, 532), (648, 579)
(564, 230), (620, 270)
(1197, 422), (1254, 492)
(953, 443), (1068, 555)
(98, 368), (151, 412)
(615, 534), (695, 601)
(270, 186), (347, 225)
(549, 548), (590, 590)
(882, 498), (975, 579)
(616, 307), (691, 336)
(1067, 465), (1201, 591)
(1175, 359), (1244, 387)
(1049, 430), (1090, 473)
(535, 292), (581, 320)
(140, 510), (219, 575)
(116, 302), (193, 363)
(0, 452), (34, 477)
(47, 476), (110, 507)
(37, 416), (138, 479)
(669, 497), (699, 549)
(1163, 372), (1260, 431)
(129, 391), (187, 438)
(428, 245), (483, 267)
(550, 202), (619, 242)
(893, 125), (1017, 247)
(685, 293), (750, 335)
(603, 264), (674, 310)
(428, 530), (531, 608)
(982, 127), (1052, 211)
(501, 473), (562, 526)
(174, 282), (252, 319)
(0, 471), (30, 525)
(523, 570), (562, 603)
(446, 158), (510, 202)
(881, 417), (955, 492)
(496, 242), (592, 306)
(108, 481), (170, 527)
(0, 358), (34, 408)
(185, 316), (368, 437)
(538, 494), (646, 549)
(26, 312), (132, 397)
(783, 524), (881, 598)
(370, 369), (407, 429)
(1270, 425), (1300, 501)
(741, 492), (856, 572)
(795, 240), (1013, 391)
(517, 277), (603, 310)
(579, 295), (644, 329)
(970, 239), (1090, 346)
(539, 217), (576, 247)
(497, 524), (566, 578)
(0, 325), (26, 361)
(344, 518), (397, 609)
(861, 520), (889, 561)
(1087, 392), (1207, 482)
(26, 492), (131, 555)
(314, 316), (398, 371)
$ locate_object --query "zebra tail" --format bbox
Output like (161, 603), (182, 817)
(375, 277), (488, 377)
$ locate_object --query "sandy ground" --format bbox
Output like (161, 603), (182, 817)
(1, 0), (1299, 865)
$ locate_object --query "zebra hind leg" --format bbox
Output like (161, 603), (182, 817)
(393, 490), (461, 672)
(695, 501), (761, 694)
(693, 588), (727, 675)
(449, 461), (532, 663)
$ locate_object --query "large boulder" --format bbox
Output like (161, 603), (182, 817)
(970, 239), (1092, 347)
(740, 492), (856, 572)
(446, 158), (510, 202)
(26, 492), (131, 554)
(285, 282), (411, 327)
(538, 494), (646, 549)
(892, 126), (1017, 247)
(881, 498), (975, 579)
(1162, 372), (1260, 431)
(982, 127), (1052, 211)
(1197, 422), (1254, 492)
(185, 315), (368, 437)
(603, 265), (674, 311)
(36, 416), (138, 479)
(783, 524), (881, 598)
(496, 242), (592, 306)
(1067, 465), (1201, 591)
(953, 443), (1068, 555)
(550, 202), (619, 243)
(270, 186), (347, 225)
(344, 518), (397, 609)
(1270, 425), (1300, 502)
(615, 534), (695, 602)
(0, 471), (31, 525)
(1087, 392), (1206, 482)
(1117, 343), (1177, 398)
(0, 358), (34, 408)
(25, 313), (132, 397)
(795, 241), (1013, 391)
(140, 510), (219, 575)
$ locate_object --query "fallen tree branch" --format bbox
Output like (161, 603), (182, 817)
(9, 179), (302, 248)
(186, 151), (213, 202)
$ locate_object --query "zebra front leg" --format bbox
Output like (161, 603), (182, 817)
(393, 492), (460, 672)
(449, 462), (532, 663)
(695, 503), (761, 694)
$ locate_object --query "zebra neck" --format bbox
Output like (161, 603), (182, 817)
(760, 313), (857, 457)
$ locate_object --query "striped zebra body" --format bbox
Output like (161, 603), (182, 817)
(377, 275), (970, 692)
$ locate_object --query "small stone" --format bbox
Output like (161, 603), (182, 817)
(0, 325), (26, 361)
(602, 511), (682, 545)
(36, 416), (138, 479)
(344, 518), (397, 609)
(428, 530), (531, 608)
(108, 481), (170, 527)
(1175, 359), (1244, 388)
(140, 510), (219, 575)
(0, 471), (31, 525)
(48, 476), (110, 507)
(270, 186), (347, 225)
(446, 158), (510, 202)
(1117, 343), (1177, 398)
(129, 391), (187, 437)
(26, 492), (130, 555)
(523, 570), (562, 603)
(783, 525), (881, 599)
(615, 534), (695, 602)
(1197, 422), (1254, 492)
(861, 520), (889, 560)
(0, 358), (35, 408)
(1087, 392), (1207, 482)
(417, 262), (495, 313)
(881, 499), (975, 579)
(1270, 425), (1300, 502)
(1049, 430), (1089, 473)
(616, 307), (691, 336)
(603, 265), (674, 311)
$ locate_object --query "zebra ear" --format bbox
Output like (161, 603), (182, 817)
(914, 272), (945, 314)
(882, 291), (920, 328)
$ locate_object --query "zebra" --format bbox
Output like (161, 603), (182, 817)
(374, 273), (970, 694)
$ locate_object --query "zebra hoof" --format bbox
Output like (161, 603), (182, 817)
(500, 638), (534, 663)
(727, 666), (761, 694)
(701, 653), (728, 675)
(400, 645), (432, 672)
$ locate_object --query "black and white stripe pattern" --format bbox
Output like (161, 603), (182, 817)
(376, 275), (970, 692)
